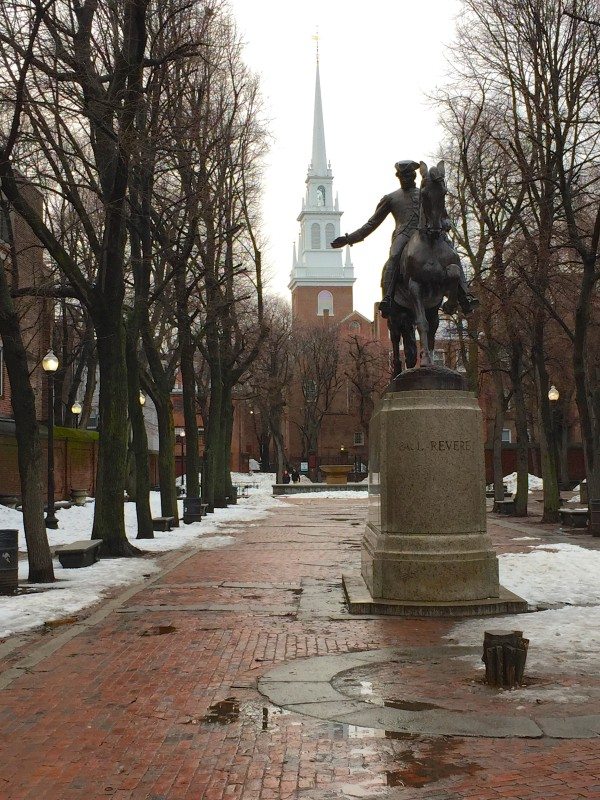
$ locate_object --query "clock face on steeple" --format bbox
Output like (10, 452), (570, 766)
(316, 185), (325, 207)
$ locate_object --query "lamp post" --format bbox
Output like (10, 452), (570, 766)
(139, 391), (146, 407)
(178, 429), (186, 489)
(548, 385), (562, 488)
(71, 400), (82, 428)
(42, 349), (59, 529)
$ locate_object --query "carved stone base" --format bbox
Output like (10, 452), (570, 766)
(364, 370), (501, 605)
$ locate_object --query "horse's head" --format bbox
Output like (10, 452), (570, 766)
(419, 160), (446, 236)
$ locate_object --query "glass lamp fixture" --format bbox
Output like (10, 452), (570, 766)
(42, 349), (59, 373)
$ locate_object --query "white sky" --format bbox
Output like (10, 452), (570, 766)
(229, 0), (461, 318)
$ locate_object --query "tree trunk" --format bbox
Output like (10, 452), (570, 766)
(80, 349), (97, 430)
(180, 337), (200, 497)
(532, 320), (560, 523)
(154, 395), (179, 526)
(92, 320), (140, 555)
(492, 406), (505, 505)
(0, 296), (54, 582)
(269, 404), (286, 483)
(214, 384), (233, 506)
(511, 343), (529, 516)
(125, 324), (153, 539)
(202, 333), (222, 513)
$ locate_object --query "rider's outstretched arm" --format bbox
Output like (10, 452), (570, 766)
(332, 196), (390, 247)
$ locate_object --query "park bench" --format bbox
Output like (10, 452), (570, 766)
(152, 516), (175, 532)
(559, 507), (589, 529)
(494, 498), (515, 515)
(54, 539), (102, 569)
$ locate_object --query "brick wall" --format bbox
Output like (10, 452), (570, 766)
(0, 426), (98, 500)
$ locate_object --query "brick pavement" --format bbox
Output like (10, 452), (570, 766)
(1, 497), (599, 799)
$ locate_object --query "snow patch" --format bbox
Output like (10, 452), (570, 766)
(0, 473), (280, 639)
(503, 472), (544, 494)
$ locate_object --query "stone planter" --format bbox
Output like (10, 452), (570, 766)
(320, 465), (353, 485)
(70, 489), (88, 507)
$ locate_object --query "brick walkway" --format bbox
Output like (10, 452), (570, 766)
(1, 497), (600, 799)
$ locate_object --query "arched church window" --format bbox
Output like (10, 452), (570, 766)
(349, 320), (361, 333)
(325, 223), (335, 248)
(317, 290), (334, 316)
(311, 222), (321, 249)
(316, 185), (326, 207)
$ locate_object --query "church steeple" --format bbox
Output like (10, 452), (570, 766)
(310, 62), (328, 175)
(289, 56), (355, 306)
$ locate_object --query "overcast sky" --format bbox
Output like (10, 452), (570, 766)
(228, 0), (461, 318)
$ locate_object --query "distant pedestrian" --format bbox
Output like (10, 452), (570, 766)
(282, 469), (291, 484)
(291, 468), (300, 483)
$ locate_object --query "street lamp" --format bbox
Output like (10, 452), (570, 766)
(178, 429), (186, 488)
(139, 391), (146, 406)
(42, 349), (59, 529)
(71, 400), (82, 428)
(548, 385), (562, 487)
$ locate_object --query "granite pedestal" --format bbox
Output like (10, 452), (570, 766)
(345, 366), (527, 616)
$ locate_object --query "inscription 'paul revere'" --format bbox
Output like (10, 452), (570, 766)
(397, 439), (473, 452)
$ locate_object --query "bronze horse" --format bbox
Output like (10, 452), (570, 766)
(388, 161), (461, 373)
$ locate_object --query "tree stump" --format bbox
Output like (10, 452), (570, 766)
(482, 629), (529, 688)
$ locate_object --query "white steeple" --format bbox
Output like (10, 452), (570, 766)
(289, 56), (355, 294)
(311, 62), (327, 174)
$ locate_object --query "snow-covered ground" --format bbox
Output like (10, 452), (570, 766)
(449, 542), (600, 676)
(502, 472), (544, 494)
(0, 472), (281, 639)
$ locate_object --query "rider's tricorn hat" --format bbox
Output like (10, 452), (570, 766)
(394, 160), (420, 175)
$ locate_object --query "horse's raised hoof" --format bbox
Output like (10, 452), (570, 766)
(419, 352), (433, 367)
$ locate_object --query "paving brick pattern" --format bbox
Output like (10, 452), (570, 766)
(1, 498), (599, 799)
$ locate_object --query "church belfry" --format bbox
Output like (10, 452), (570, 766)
(289, 58), (355, 322)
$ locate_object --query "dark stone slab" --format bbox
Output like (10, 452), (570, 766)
(55, 539), (102, 569)
(152, 516), (175, 532)
(342, 573), (529, 617)
(387, 365), (467, 393)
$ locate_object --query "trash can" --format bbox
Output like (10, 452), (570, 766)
(0, 529), (18, 595)
(183, 497), (204, 524)
(228, 486), (238, 505)
(590, 499), (600, 537)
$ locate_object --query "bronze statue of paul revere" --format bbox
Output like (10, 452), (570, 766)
(331, 160), (478, 373)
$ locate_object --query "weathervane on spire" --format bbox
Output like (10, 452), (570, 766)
(312, 29), (319, 64)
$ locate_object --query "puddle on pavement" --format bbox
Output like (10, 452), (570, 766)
(140, 625), (177, 636)
(386, 739), (481, 788)
(201, 697), (240, 724)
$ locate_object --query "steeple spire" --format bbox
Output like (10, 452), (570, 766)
(311, 60), (328, 174)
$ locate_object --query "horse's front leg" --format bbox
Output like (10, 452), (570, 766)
(400, 312), (417, 369)
(387, 318), (402, 377)
(442, 262), (461, 315)
(408, 278), (432, 366)
(426, 305), (440, 354)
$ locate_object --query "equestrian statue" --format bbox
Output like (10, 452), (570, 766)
(331, 159), (477, 374)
